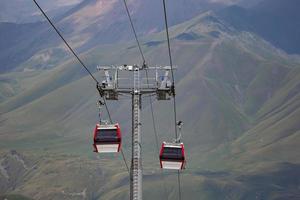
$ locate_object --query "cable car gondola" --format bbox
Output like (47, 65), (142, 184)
(159, 142), (185, 170)
(93, 123), (121, 153)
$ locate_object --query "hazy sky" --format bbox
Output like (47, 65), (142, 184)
(209, 0), (240, 4)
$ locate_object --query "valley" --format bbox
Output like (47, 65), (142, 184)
(0, 0), (299, 199)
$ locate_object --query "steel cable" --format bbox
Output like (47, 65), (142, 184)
(121, 0), (169, 198)
(33, 0), (130, 175)
(162, 1), (183, 200)
(122, 0), (146, 64)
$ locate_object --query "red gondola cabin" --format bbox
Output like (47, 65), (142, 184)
(93, 123), (121, 153)
(159, 142), (185, 170)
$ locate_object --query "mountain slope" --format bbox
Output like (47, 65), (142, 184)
(1, 11), (299, 165)
(0, 0), (233, 73)
(218, 0), (300, 54)
(0, 0), (83, 23)
(0, 7), (300, 200)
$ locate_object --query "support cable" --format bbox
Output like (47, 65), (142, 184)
(102, 97), (113, 124)
(162, 1), (182, 200)
(33, 0), (130, 175)
(103, 97), (130, 174)
(32, 0), (99, 84)
(145, 70), (169, 200)
(121, 0), (169, 198)
(121, 148), (130, 174)
(122, 0), (146, 64)
(162, 0), (178, 139)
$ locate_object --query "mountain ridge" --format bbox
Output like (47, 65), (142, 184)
(0, 1), (299, 199)
(217, 0), (300, 54)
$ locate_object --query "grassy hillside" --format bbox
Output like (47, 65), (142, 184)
(0, 0), (82, 23)
(0, 11), (299, 199)
(218, 0), (300, 54)
(0, 0), (231, 74)
(1, 150), (299, 200)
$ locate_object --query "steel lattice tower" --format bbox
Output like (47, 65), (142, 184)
(97, 64), (174, 200)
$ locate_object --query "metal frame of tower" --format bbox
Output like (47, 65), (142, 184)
(32, 2), (179, 200)
(97, 64), (174, 200)
(131, 67), (142, 200)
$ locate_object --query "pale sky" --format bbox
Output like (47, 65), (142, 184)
(209, 0), (240, 4)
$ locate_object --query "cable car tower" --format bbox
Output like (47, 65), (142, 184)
(32, 1), (184, 199)
(97, 64), (174, 200)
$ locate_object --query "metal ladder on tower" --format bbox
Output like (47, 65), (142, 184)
(131, 66), (142, 200)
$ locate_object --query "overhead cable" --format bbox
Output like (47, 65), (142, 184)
(32, 0), (99, 84)
(121, 0), (169, 198)
(162, 1), (182, 200)
(162, 0), (178, 139)
(122, 0), (146, 64)
(33, 0), (130, 175)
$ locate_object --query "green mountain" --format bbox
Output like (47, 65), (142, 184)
(0, 21), (67, 72)
(218, 0), (300, 54)
(0, 0), (82, 23)
(0, 0), (234, 73)
(0, 2), (300, 200)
